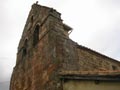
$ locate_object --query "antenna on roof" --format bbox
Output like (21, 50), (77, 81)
(36, 1), (39, 4)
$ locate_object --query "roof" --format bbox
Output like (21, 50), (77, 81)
(59, 70), (120, 76)
(59, 71), (120, 81)
(63, 23), (72, 32)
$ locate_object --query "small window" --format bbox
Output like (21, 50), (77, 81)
(23, 48), (27, 56)
(112, 65), (117, 70)
(33, 25), (39, 46)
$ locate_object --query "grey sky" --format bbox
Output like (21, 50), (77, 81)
(0, 0), (120, 85)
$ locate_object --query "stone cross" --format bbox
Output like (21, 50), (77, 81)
(36, 1), (39, 4)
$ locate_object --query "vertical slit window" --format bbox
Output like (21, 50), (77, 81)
(33, 25), (39, 46)
(22, 39), (28, 58)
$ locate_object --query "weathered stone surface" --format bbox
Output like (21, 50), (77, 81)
(10, 3), (120, 90)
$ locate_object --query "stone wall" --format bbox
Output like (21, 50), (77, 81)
(77, 46), (120, 71)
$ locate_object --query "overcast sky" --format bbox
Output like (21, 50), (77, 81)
(0, 0), (120, 84)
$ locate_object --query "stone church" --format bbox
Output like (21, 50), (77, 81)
(10, 3), (120, 90)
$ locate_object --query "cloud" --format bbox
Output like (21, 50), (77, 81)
(0, 57), (15, 82)
(0, 81), (9, 90)
(66, 0), (120, 60)
(0, 0), (120, 84)
(99, 0), (120, 8)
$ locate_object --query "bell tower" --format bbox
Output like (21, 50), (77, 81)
(10, 3), (72, 90)
(16, 3), (72, 64)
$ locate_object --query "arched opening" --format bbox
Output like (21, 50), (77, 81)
(31, 15), (34, 23)
(33, 25), (39, 46)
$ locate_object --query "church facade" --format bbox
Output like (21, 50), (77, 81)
(10, 3), (120, 90)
